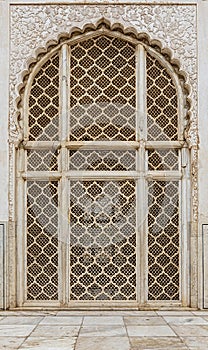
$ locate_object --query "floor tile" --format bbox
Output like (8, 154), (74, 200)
(164, 316), (208, 325)
(79, 325), (127, 337)
(124, 316), (166, 326)
(40, 316), (82, 325)
(0, 316), (43, 325)
(192, 311), (208, 316)
(188, 348), (208, 350)
(0, 311), (57, 317)
(30, 325), (80, 338)
(0, 325), (36, 337)
(75, 336), (130, 350)
(156, 310), (194, 316)
(83, 316), (124, 325)
(57, 311), (105, 316)
(0, 337), (25, 349)
(171, 324), (208, 337)
(19, 336), (76, 350)
(57, 310), (156, 316)
(2, 310), (208, 349)
(126, 325), (176, 337)
(130, 347), (188, 350)
(124, 311), (156, 316)
(181, 336), (208, 349)
(130, 337), (187, 349)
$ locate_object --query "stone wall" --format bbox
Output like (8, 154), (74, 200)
(1, 0), (208, 308)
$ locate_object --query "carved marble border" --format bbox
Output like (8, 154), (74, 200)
(9, 4), (198, 219)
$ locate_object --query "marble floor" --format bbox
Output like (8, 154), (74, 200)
(0, 310), (208, 349)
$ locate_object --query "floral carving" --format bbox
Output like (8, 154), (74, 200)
(9, 5), (198, 220)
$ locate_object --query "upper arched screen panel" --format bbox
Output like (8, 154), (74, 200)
(70, 36), (136, 141)
(27, 34), (179, 142)
(29, 54), (60, 141)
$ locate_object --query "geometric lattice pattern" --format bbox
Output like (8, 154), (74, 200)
(27, 181), (58, 300)
(148, 181), (179, 300)
(147, 53), (178, 141)
(69, 150), (136, 171)
(70, 180), (136, 300)
(70, 36), (136, 141)
(28, 54), (59, 141)
(148, 149), (179, 171)
(27, 150), (58, 171)
(25, 32), (183, 305)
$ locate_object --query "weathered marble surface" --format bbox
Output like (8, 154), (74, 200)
(10, 4), (197, 144)
(0, 311), (208, 349)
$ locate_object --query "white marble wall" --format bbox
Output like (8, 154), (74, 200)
(2, 0), (208, 308)
(0, 1), (9, 222)
(198, 1), (208, 308)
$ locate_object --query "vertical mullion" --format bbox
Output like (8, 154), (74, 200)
(176, 71), (184, 141)
(136, 44), (146, 142)
(60, 44), (69, 141)
(59, 44), (69, 306)
(181, 146), (190, 305)
(16, 148), (25, 306)
(136, 44), (147, 304)
(67, 45), (71, 304)
(138, 144), (147, 305)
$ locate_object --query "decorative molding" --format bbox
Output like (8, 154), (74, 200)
(9, 0), (198, 4)
(191, 147), (198, 223)
(10, 5), (197, 139)
(9, 4), (198, 220)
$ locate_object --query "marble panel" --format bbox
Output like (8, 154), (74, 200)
(40, 316), (82, 325)
(0, 325), (36, 337)
(164, 316), (208, 325)
(193, 312), (208, 316)
(0, 311), (57, 316)
(83, 316), (124, 326)
(130, 336), (187, 349)
(126, 325), (176, 337)
(75, 336), (130, 350)
(0, 316), (43, 325)
(19, 337), (76, 350)
(171, 325), (208, 337)
(57, 310), (156, 316)
(30, 325), (80, 338)
(156, 311), (194, 316)
(181, 336), (208, 349)
(79, 325), (127, 337)
(124, 316), (166, 326)
(0, 337), (25, 349)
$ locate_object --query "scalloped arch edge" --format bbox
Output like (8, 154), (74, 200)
(15, 18), (193, 144)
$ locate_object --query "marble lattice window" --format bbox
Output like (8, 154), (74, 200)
(19, 29), (186, 307)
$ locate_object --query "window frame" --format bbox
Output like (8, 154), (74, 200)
(16, 29), (190, 308)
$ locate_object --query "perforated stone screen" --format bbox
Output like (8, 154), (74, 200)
(25, 32), (182, 305)
(70, 180), (136, 300)
(28, 54), (59, 141)
(27, 150), (59, 171)
(148, 181), (179, 300)
(70, 36), (136, 141)
(69, 150), (136, 171)
(146, 53), (178, 141)
(27, 181), (59, 300)
(148, 149), (179, 171)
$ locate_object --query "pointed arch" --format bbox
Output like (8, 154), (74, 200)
(15, 20), (191, 308)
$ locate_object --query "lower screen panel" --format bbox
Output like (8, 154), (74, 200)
(26, 180), (59, 301)
(148, 180), (180, 300)
(70, 180), (136, 300)
(25, 178), (180, 303)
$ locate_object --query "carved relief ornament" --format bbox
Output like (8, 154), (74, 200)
(9, 4), (198, 219)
